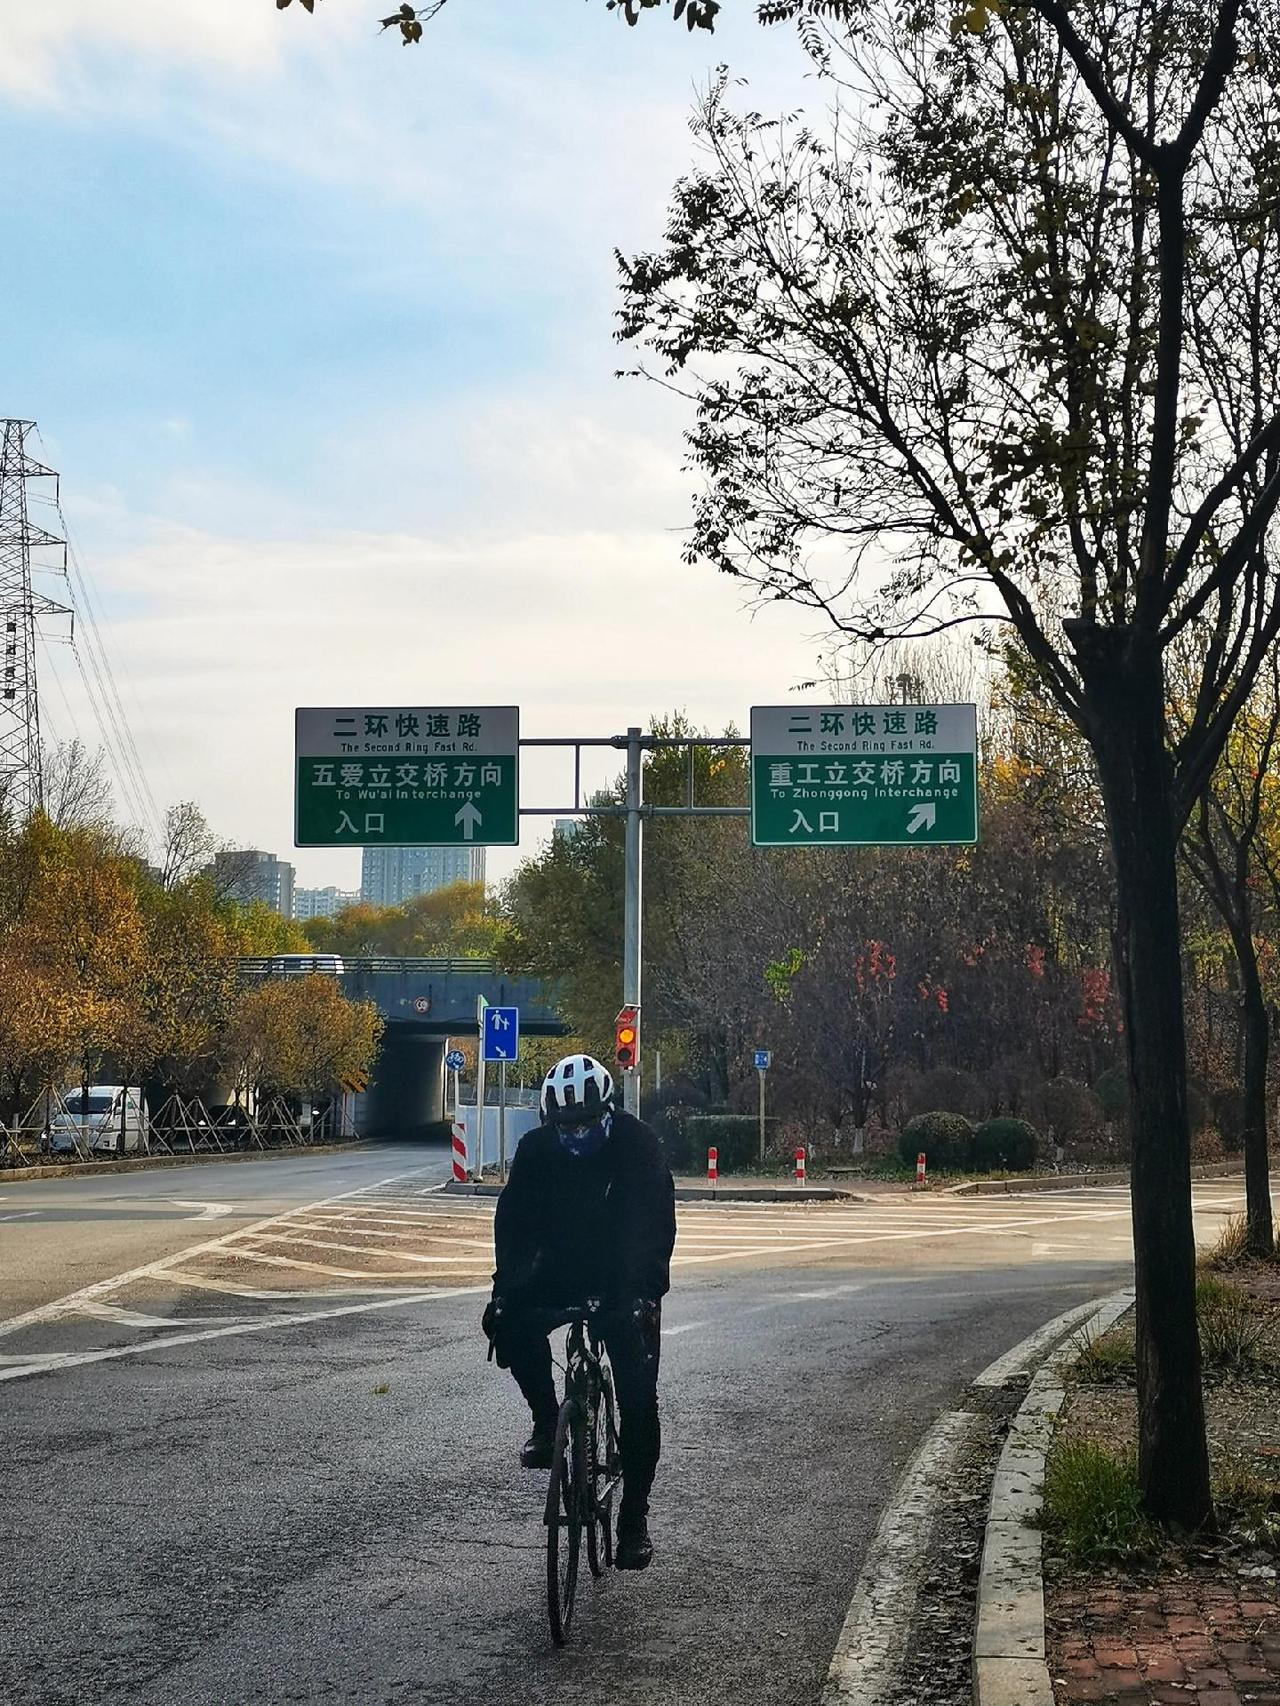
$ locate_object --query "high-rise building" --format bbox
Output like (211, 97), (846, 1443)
(212, 849), (295, 918)
(360, 845), (486, 909)
(293, 885), (361, 922)
(553, 818), (581, 842)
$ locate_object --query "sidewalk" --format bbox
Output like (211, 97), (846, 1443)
(1040, 1261), (1280, 1706)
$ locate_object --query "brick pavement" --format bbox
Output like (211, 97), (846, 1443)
(1048, 1574), (1280, 1704)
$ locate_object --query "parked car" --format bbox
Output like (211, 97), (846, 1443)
(49, 1087), (149, 1156)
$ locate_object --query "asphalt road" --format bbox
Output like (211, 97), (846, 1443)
(0, 1153), (1242, 1706)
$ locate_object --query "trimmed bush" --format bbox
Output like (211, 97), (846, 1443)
(973, 1116), (1039, 1172)
(897, 1110), (974, 1172)
(685, 1113), (775, 1173)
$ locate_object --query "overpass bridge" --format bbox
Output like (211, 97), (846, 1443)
(239, 957), (567, 1137)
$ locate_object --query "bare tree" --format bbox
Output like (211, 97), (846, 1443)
(618, 2), (1280, 1524)
(40, 741), (112, 830)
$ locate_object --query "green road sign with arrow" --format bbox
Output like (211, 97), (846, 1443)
(294, 706), (519, 848)
(750, 704), (978, 847)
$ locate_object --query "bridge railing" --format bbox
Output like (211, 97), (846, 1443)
(238, 957), (501, 978)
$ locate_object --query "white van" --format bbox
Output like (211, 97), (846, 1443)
(49, 1086), (149, 1156)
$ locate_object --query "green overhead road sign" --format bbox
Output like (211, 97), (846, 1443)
(750, 703), (978, 847)
(295, 706), (519, 848)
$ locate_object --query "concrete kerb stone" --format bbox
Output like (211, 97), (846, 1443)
(822, 1289), (1135, 1706)
(0, 1139), (374, 1187)
(949, 1160), (1243, 1196)
(445, 1178), (861, 1203)
(972, 1287), (1136, 1706)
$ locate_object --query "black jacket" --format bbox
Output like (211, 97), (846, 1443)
(493, 1110), (676, 1304)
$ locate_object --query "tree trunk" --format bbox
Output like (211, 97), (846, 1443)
(1235, 938), (1273, 1255)
(1074, 626), (1213, 1528)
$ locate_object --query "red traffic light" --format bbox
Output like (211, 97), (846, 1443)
(615, 1005), (639, 1071)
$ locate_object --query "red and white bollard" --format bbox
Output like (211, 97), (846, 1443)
(795, 1146), (807, 1186)
(707, 1146), (718, 1188)
(451, 1121), (469, 1183)
(916, 1150), (927, 1187)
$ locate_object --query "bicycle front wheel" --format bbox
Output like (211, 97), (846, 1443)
(545, 1400), (584, 1645)
(586, 1370), (620, 1578)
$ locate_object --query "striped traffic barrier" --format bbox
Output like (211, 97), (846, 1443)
(452, 1122), (469, 1183)
(916, 1151), (927, 1187)
(708, 1146), (718, 1187)
(795, 1146), (806, 1186)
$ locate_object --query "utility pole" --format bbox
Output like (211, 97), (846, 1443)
(0, 421), (69, 818)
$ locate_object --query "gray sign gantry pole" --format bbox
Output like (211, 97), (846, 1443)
(623, 727), (643, 1119)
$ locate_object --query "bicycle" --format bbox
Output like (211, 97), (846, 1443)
(535, 1300), (623, 1644)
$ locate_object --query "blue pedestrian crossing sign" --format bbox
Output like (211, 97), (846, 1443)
(445, 1049), (465, 1072)
(754, 1049), (772, 1071)
(482, 1006), (519, 1062)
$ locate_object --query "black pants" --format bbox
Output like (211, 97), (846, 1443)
(499, 1302), (663, 1520)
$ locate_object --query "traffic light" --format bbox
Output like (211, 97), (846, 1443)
(615, 1006), (639, 1072)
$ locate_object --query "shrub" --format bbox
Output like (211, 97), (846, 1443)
(973, 1116), (1039, 1172)
(1093, 1066), (1129, 1122)
(1068, 1326), (1136, 1384)
(1034, 1077), (1104, 1153)
(653, 1102), (700, 1170)
(1043, 1438), (1157, 1563)
(897, 1110), (974, 1172)
(1196, 1275), (1269, 1368)
(685, 1113), (774, 1173)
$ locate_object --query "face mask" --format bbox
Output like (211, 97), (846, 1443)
(557, 1110), (612, 1159)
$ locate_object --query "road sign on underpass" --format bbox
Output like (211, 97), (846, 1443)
(750, 704), (978, 847)
(294, 706), (519, 848)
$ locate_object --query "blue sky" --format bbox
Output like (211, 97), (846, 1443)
(1, 1), (829, 886)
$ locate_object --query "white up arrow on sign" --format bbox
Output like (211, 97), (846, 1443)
(455, 802), (483, 840)
(907, 801), (937, 835)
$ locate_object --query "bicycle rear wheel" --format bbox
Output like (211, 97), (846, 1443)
(545, 1400), (584, 1644)
(586, 1369), (620, 1577)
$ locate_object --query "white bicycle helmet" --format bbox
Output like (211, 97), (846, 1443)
(540, 1054), (615, 1126)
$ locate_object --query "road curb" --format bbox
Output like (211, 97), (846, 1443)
(822, 1289), (1131, 1705)
(947, 1160), (1243, 1196)
(972, 1288), (1135, 1706)
(0, 1139), (374, 1187)
(443, 1179), (860, 1203)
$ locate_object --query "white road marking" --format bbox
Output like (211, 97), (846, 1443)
(75, 1301), (250, 1328)
(661, 1320), (709, 1337)
(0, 1211), (38, 1222)
(168, 1201), (235, 1222)
(0, 1163), (440, 1340)
(0, 1284), (490, 1384)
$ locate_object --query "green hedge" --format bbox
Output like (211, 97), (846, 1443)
(684, 1113), (775, 1173)
(973, 1116), (1038, 1172)
(897, 1110), (974, 1172)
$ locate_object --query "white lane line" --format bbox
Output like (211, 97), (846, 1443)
(0, 1163), (441, 1340)
(168, 1201), (236, 1222)
(248, 1231), (489, 1265)
(0, 1211), (38, 1222)
(74, 1301), (251, 1329)
(661, 1320), (709, 1337)
(164, 1270), (432, 1300)
(279, 1217), (494, 1251)
(0, 1284), (490, 1384)
(223, 1247), (472, 1280)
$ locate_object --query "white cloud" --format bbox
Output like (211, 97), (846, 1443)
(41, 513), (822, 887)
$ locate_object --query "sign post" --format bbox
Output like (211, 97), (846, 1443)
(445, 1048), (465, 1122)
(295, 706), (519, 848)
(482, 1005), (519, 1181)
(750, 704), (978, 847)
(474, 997), (487, 1180)
(753, 1048), (772, 1165)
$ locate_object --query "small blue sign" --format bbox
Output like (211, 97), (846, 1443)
(754, 1049), (772, 1072)
(482, 1005), (520, 1062)
(445, 1049), (465, 1073)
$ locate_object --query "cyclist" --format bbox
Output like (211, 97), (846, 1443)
(482, 1053), (676, 1571)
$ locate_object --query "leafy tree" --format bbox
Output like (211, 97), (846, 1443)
(615, 2), (1280, 1523)
(231, 975), (383, 1101)
(305, 880), (508, 960)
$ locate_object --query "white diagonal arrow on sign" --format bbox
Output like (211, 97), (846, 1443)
(455, 802), (483, 840)
(907, 802), (937, 835)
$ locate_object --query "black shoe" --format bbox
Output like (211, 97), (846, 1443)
(520, 1425), (554, 1470)
(615, 1514), (653, 1571)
